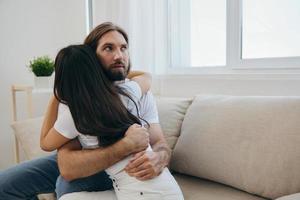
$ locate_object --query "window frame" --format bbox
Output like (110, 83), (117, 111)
(168, 0), (300, 73)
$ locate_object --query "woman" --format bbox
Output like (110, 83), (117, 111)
(40, 44), (184, 200)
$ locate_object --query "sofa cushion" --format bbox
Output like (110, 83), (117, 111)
(174, 173), (267, 200)
(11, 117), (51, 160)
(59, 173), (267, 200)
(37, 193), (56, 200)
(59, 190), (116, 200)
(275, 193), (300, 200)
(171, 95), (300, 199)
(156, 97), (192, 150)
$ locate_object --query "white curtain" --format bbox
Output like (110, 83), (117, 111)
(92, 0), (168, 74)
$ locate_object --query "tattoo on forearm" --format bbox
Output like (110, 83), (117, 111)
(153, 141), (172, 166)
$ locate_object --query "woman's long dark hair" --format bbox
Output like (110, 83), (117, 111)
(54, 44), (142, 146)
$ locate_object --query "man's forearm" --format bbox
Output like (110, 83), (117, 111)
(151, 139), (172, 168)
(57, 138), (133, 181)
(148, 123), (172, 168)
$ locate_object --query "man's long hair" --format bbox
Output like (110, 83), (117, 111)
(54, 45), (141, 146)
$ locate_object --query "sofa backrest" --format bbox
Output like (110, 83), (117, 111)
(170, 95), (300, 199)
(10, 97), (193, 160)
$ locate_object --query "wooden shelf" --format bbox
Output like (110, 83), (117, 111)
(11, 84), (52, 163)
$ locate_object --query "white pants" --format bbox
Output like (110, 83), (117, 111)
(60, 168), (184, 200)
(110, 168), (184, 200)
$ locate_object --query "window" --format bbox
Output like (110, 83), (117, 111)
(169, 0), (300, 69)
(191, 0), (226, 67)
(242, 0), (300, 59)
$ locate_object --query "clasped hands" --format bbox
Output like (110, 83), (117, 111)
(123, 124), (163, 180)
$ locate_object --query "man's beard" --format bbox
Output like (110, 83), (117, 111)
(104, 62), (131, 81)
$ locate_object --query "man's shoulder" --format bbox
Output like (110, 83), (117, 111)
(118, 80), (158, 123)
(138, 91), (158, 120)
(141, 91), (155, 99)
(140, 91), (155, 104)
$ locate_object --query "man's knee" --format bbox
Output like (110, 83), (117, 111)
(0, 155), (58, 200)
(56, 175), (92, 198)
(55, 175), (74, 198)
(0, 169), (36, 200)
(55, 172), (112, 199)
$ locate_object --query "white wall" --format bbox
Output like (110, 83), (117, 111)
(0, 0), (86, 169)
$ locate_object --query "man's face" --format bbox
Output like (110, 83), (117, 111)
(96, 30), (129, 81)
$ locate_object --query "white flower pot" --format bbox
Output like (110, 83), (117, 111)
(34, 76), (52, 89)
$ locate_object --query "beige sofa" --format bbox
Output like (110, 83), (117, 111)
(11, 95), (300, 200)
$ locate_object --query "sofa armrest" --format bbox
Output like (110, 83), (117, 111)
(275, 193), (300, 200)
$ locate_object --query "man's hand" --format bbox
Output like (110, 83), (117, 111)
(124, 124), (171, 181)
(124, 124), (149, 154)
(124, 150), (164, 180)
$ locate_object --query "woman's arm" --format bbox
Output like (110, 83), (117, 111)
(127, 71), (152, 95)
(40, 96), (70, 152)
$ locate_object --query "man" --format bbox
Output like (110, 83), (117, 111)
(0, 22), (171, 200)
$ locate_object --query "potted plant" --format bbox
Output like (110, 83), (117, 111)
(28, 56), (54, 88)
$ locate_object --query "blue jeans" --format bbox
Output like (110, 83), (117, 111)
(0, 154), (112, 200)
